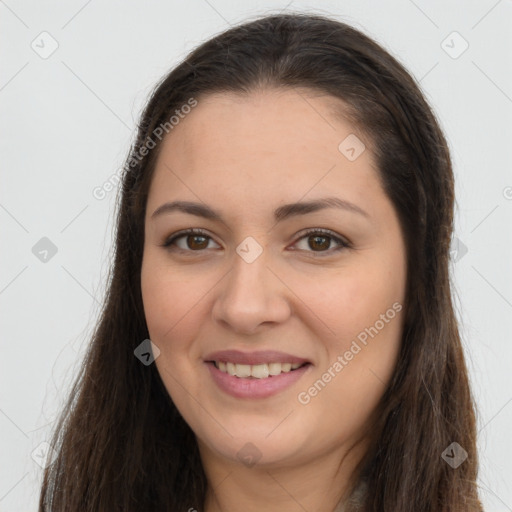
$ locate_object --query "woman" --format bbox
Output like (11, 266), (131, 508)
(39, 12), (483, 511)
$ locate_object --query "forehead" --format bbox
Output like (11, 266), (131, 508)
(159, 88), (365, 165)
(147, 88), (382, 218)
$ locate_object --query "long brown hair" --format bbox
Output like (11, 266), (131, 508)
(39, 13), (483, 511)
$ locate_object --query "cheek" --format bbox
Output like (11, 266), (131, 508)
(294, 257), (404, 421)
(300, 307), (403, 444)
(141, 256), (206, 340)
(332, 261), (405, 386)
(141, 257), (207, 401)
(290, 259), (404, 349)
(140, 255), (220, 392)
(141, 269), (173, 339)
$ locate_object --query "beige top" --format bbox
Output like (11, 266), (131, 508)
(334, 480), (368, 512)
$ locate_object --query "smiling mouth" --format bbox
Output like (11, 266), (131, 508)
(209, 361), (310, 379)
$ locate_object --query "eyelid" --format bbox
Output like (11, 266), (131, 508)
(161, 227), (351, 254)
(161, 228), (219, 251)
(291, 227), (351, 253)
(294, 227), (350, 244)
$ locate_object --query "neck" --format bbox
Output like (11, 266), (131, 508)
(200, 439), (367, 512)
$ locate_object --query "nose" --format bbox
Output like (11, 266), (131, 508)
(211, 246), (292, 336)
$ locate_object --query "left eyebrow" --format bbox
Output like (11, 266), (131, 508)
(274, 197), (370, 221)
(150, 196), (370, 222)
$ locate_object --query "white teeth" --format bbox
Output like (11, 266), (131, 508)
(268, 363), (282, 376)
(215, 361), (305, 378)
(235, 364), (251, 378)
(251, 364), (269, 379)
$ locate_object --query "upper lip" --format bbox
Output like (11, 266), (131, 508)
(204, 350), (310, 366)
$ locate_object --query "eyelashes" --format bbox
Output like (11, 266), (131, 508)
(292, 228), (351, 253)
(162, 228), (219, 252)
(161, 228), (351, 256)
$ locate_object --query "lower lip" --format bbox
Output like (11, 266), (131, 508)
(206, 362), (312, 399)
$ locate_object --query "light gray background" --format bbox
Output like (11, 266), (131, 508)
(1, 1), (511, 510)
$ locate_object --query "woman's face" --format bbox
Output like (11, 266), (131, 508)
(141, 88), (407, 470)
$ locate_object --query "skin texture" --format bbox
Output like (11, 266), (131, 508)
(141, 88), (407, 512)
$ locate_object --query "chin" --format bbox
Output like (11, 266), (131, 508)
(196, 421), (310, 467)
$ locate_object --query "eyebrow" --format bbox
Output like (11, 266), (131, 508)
(151, 197), (369, 222)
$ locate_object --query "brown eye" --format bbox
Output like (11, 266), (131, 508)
(162, 229), (219, 252)
(308, 234), (331, 251)
(293, 229), (350, 255)
(186, 234), (209, 250)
